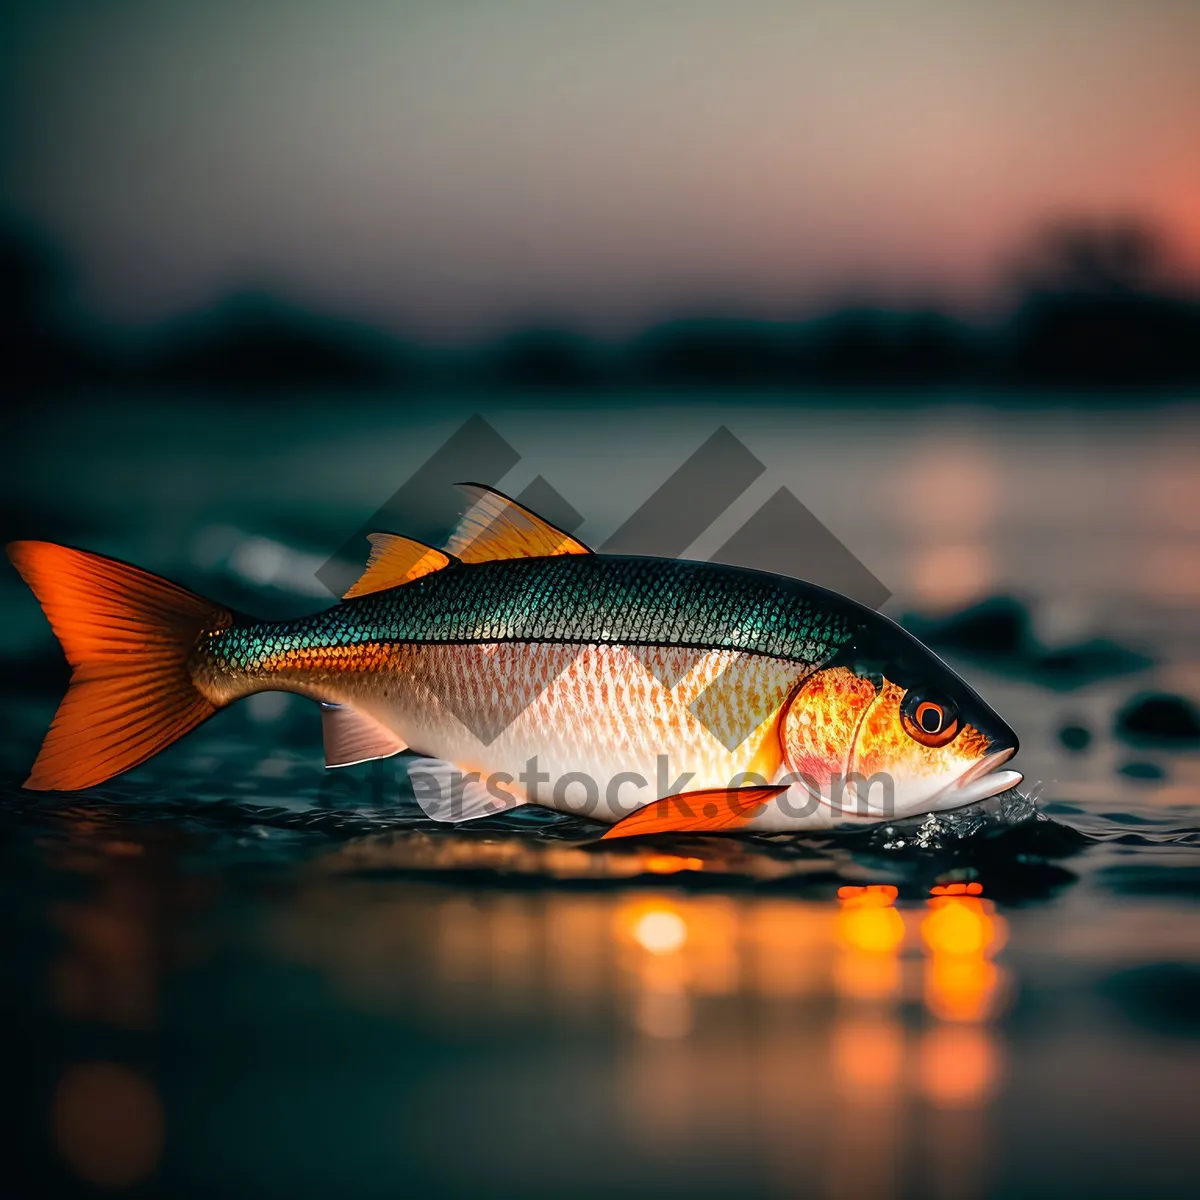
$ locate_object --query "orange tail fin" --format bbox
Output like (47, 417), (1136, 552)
(6, 541), (232, 791)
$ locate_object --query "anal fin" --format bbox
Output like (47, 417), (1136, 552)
(600, 785), (786, 840)
(321, 703), (407, 767)
(404, 757), (527, 823)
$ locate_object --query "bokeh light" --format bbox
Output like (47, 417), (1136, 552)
(52, 1062), (163, 1189)
(633, 909), (688, 956)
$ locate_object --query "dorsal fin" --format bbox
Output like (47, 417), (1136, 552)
(445, 483), (592, 562)
(343, 533), (452, 599)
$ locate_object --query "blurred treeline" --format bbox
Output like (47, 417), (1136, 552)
(3, 217), (1199, 395)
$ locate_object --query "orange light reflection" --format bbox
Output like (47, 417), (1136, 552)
(918, 1025), (1003, 1109)
(921, 892), (1009, 1033)
(834, 884), (906, 1002)
(257, 863), (1016, 1188)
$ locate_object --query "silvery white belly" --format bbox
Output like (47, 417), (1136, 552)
(341, 641), (826, 825)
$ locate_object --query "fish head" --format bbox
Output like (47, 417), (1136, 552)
(780, 621), (1021, 823)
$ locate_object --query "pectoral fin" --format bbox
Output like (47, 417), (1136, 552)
(321, 703), (407, 767)
(600, 784), (787, 840)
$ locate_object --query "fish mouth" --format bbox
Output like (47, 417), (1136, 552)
(943, 746), (1023, 807)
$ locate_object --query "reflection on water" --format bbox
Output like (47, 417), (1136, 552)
(835, 885), (904, 1004)
(52, 1062), (164, 1190)
(45, 813), (214, 1032)
(253, 860), (1011, 1193)
(1138, 540), (1200, 607)
(909, 542), (995, 608)
(922, 890), (1009, 1025)
(3, 746), (1196, 1196)
(29, 816), (213, 1193)
(899, 434), (1003, 538)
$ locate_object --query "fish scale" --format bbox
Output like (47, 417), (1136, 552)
(335, 642), (811, 819)
(205, 554), (860, 681)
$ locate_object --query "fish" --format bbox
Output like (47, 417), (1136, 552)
(5, 483), (1021, 837)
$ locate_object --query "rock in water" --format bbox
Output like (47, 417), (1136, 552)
(1115, 693), (1200, 747)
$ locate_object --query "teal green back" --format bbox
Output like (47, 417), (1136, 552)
(213, 554), (865, 671)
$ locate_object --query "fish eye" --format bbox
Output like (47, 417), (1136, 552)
(916, 701), (945, 733)
(900, 690), (961, 747)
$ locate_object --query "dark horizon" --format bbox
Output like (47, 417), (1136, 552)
(5, 213), (1200, 394)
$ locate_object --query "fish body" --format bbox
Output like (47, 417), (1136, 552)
(199, 554), (854, 823)
(6, 485), (1022, 835)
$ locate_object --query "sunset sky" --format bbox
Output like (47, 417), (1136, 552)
(2, 0), (1198, 338)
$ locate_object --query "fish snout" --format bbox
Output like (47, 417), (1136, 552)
(946, 745), (1023, 806)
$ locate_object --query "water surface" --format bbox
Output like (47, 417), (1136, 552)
(3, 393), (1199, 1198)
